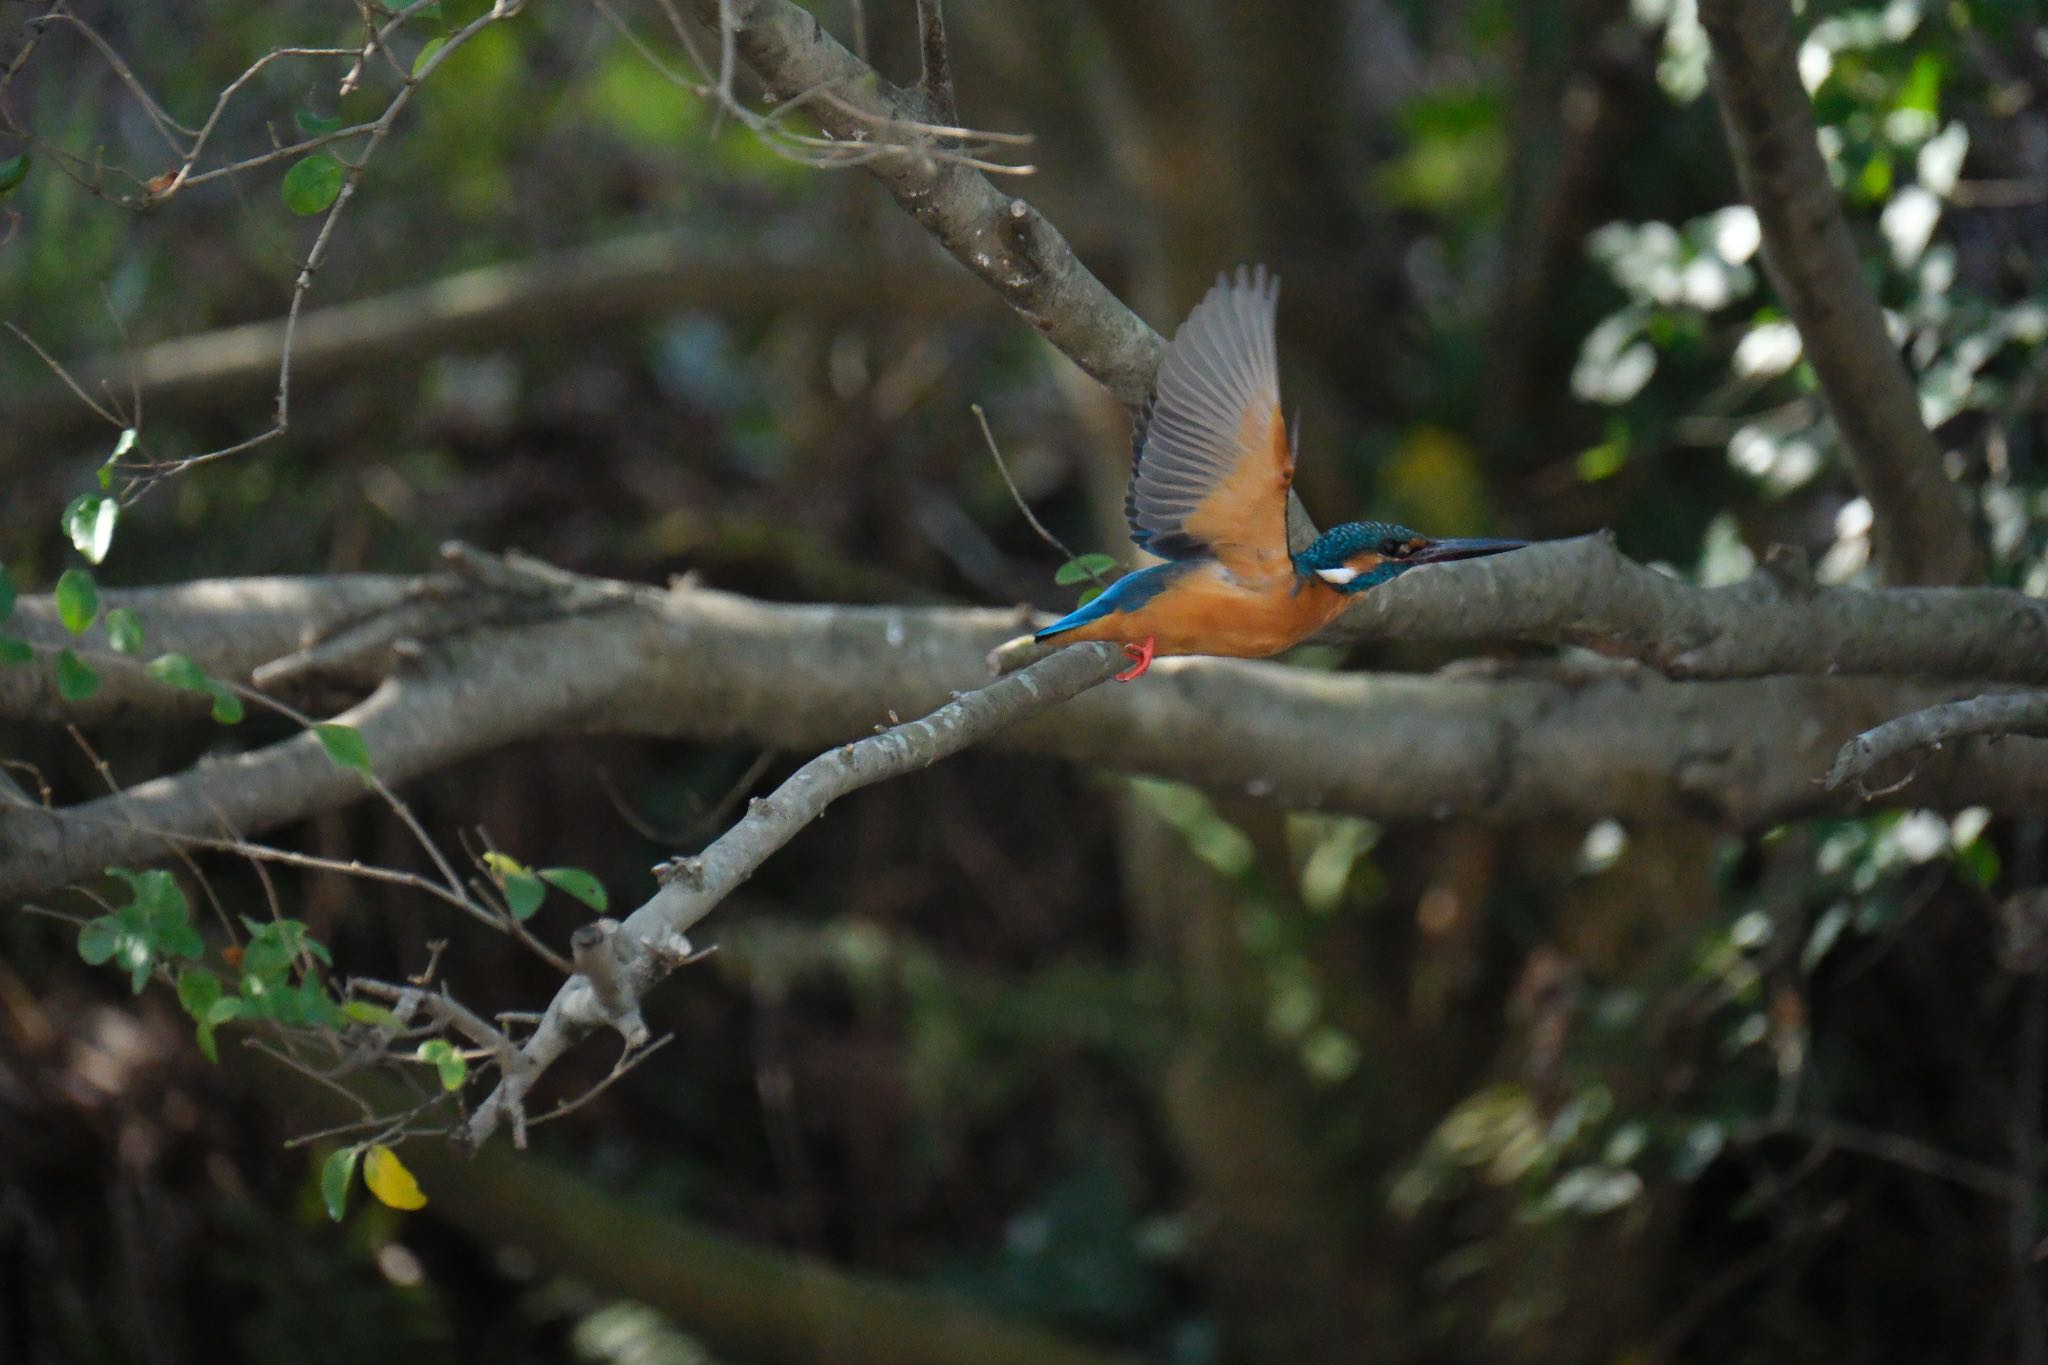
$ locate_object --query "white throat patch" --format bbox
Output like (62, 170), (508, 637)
(1314, 566), (1360, 584)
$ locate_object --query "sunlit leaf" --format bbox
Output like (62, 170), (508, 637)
(105, 607), (143, 655)
(539, 866), (608, 912)
(56, 649), (99, 701)
(363, 1145), (427, 1210)
(416, 1038), (468, 1090)
(55, 568), (98, 635)
(481, 850), (527, 877)
(281, 154), (345, 215)
(62, 493), (118, 565)
(321, 1146), (360, 1222)
(99, 429), (137, 489)
(412, 36), (447, 77)
(343, 1000), (402, 1029)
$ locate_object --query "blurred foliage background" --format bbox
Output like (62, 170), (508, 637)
(4, 0), (2048, 1360)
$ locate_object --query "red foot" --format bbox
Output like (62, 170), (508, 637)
(1114, 636), (1157, 682)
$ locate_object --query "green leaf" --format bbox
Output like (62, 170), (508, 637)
(0, 150), (27, 198)
(193, 1021), (219, 1063)
(503, 871), (545, 920)
(281, 154), (345, 215)
(321, 1146), (360, 1222)
(105, 607), (143, 654)
(295, 109), (344, 136)
(416, 1038), (468, 1091)
(412, 35), (447, 77)
(208, 685), (244, 725)
(54, 568), (99, 635)
(343, 1000), (402, 1029)
(62, 493), (119, 565)
(1055, 553), (1119, 586)
(539, 866), (608, 912)
(203, 996), (243, 1026)
(77, 916), (120, 965)
(0, 564), (14, 622)
(480, 850), (527, 877)
(55, 649), (99, 701)
(314, 723), (372, 774)
(0, 636), (29, 665)
(1078, 585), (1105, 607)
(146, 652), (209, 691)
(100, 428), (137, 489)
(176, 967), (222, 1021)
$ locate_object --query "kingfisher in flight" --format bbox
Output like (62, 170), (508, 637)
(1033, 265), (1527, 681)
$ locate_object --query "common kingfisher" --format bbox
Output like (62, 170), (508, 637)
(1033, 266), (1526, 681)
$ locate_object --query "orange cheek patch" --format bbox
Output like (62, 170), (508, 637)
(1349, 553), (1385, 575)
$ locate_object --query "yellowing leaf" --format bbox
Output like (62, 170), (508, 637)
(363, 1144), (427, 1210)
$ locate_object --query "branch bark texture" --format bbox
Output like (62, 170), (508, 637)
(1827, 691), (2048, 791)
(691, 0), (1165, 404)
(1698, 0), (1980, 585)
(8, 544), (2048, 903)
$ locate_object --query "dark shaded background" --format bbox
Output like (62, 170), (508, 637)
(4, 0), (2048, 1360)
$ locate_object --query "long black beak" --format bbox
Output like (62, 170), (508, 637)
(1405, 536), (1528, 565)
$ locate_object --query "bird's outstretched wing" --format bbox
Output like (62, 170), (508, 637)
(1125, 265), (1293, 570)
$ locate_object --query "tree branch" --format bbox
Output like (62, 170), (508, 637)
(457, 640), (1122, 1148)
(10, 546), (2048, 905)
(1697, 0), (1980, 585)
(1826, 691), (2048, 793)
(685, 0), (1164, 405)
(9, 234), (989, 447)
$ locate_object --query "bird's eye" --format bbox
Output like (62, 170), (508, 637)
(1380, 537), (1407, 557)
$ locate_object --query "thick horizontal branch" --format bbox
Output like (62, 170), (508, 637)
(10, 233), (988, 447)
(8, 546), (2048, 903)
(1698, 0), (1979, 585)
(1827, 691), (2048, 792)
(993, 536), (2048, 682)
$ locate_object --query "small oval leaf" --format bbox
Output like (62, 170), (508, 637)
(411, 35), (448, 77)
(146, 652), (209, 692)
(0, 150), (27, 198)
(1054, 553), (1118, 586)
(363, 1145), (427, 1210)
(56, 649), (100, 701)
(321, 1146), (361, 1222)
(208, 684), (245, 725)
(105, 607), (143, 655)
(416, 1038), (469, 1091)
(63, 493), (119, 565)
(503, 871), (545, 920)
(295, 109), (344, 136)
(55, 568), (99, 635)
(281, 154), (345, 215)
(539, 866), (608, 912)
(314, 722), (372, 773)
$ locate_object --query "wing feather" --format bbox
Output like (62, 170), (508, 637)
(1125, 265), (1293, 566)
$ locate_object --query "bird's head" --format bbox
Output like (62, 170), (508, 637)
(1293, 521), (1527, 594)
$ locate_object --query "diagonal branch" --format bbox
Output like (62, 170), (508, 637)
(1697, 0), (1980, 586)
(456, 640), (1123, 1148)
(684, 0), (1164, 405)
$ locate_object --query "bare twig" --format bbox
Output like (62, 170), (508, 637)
(970, 402), (1103, 582)
(1826, 691), (2048, 793)
(913, 0), (957, 125)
